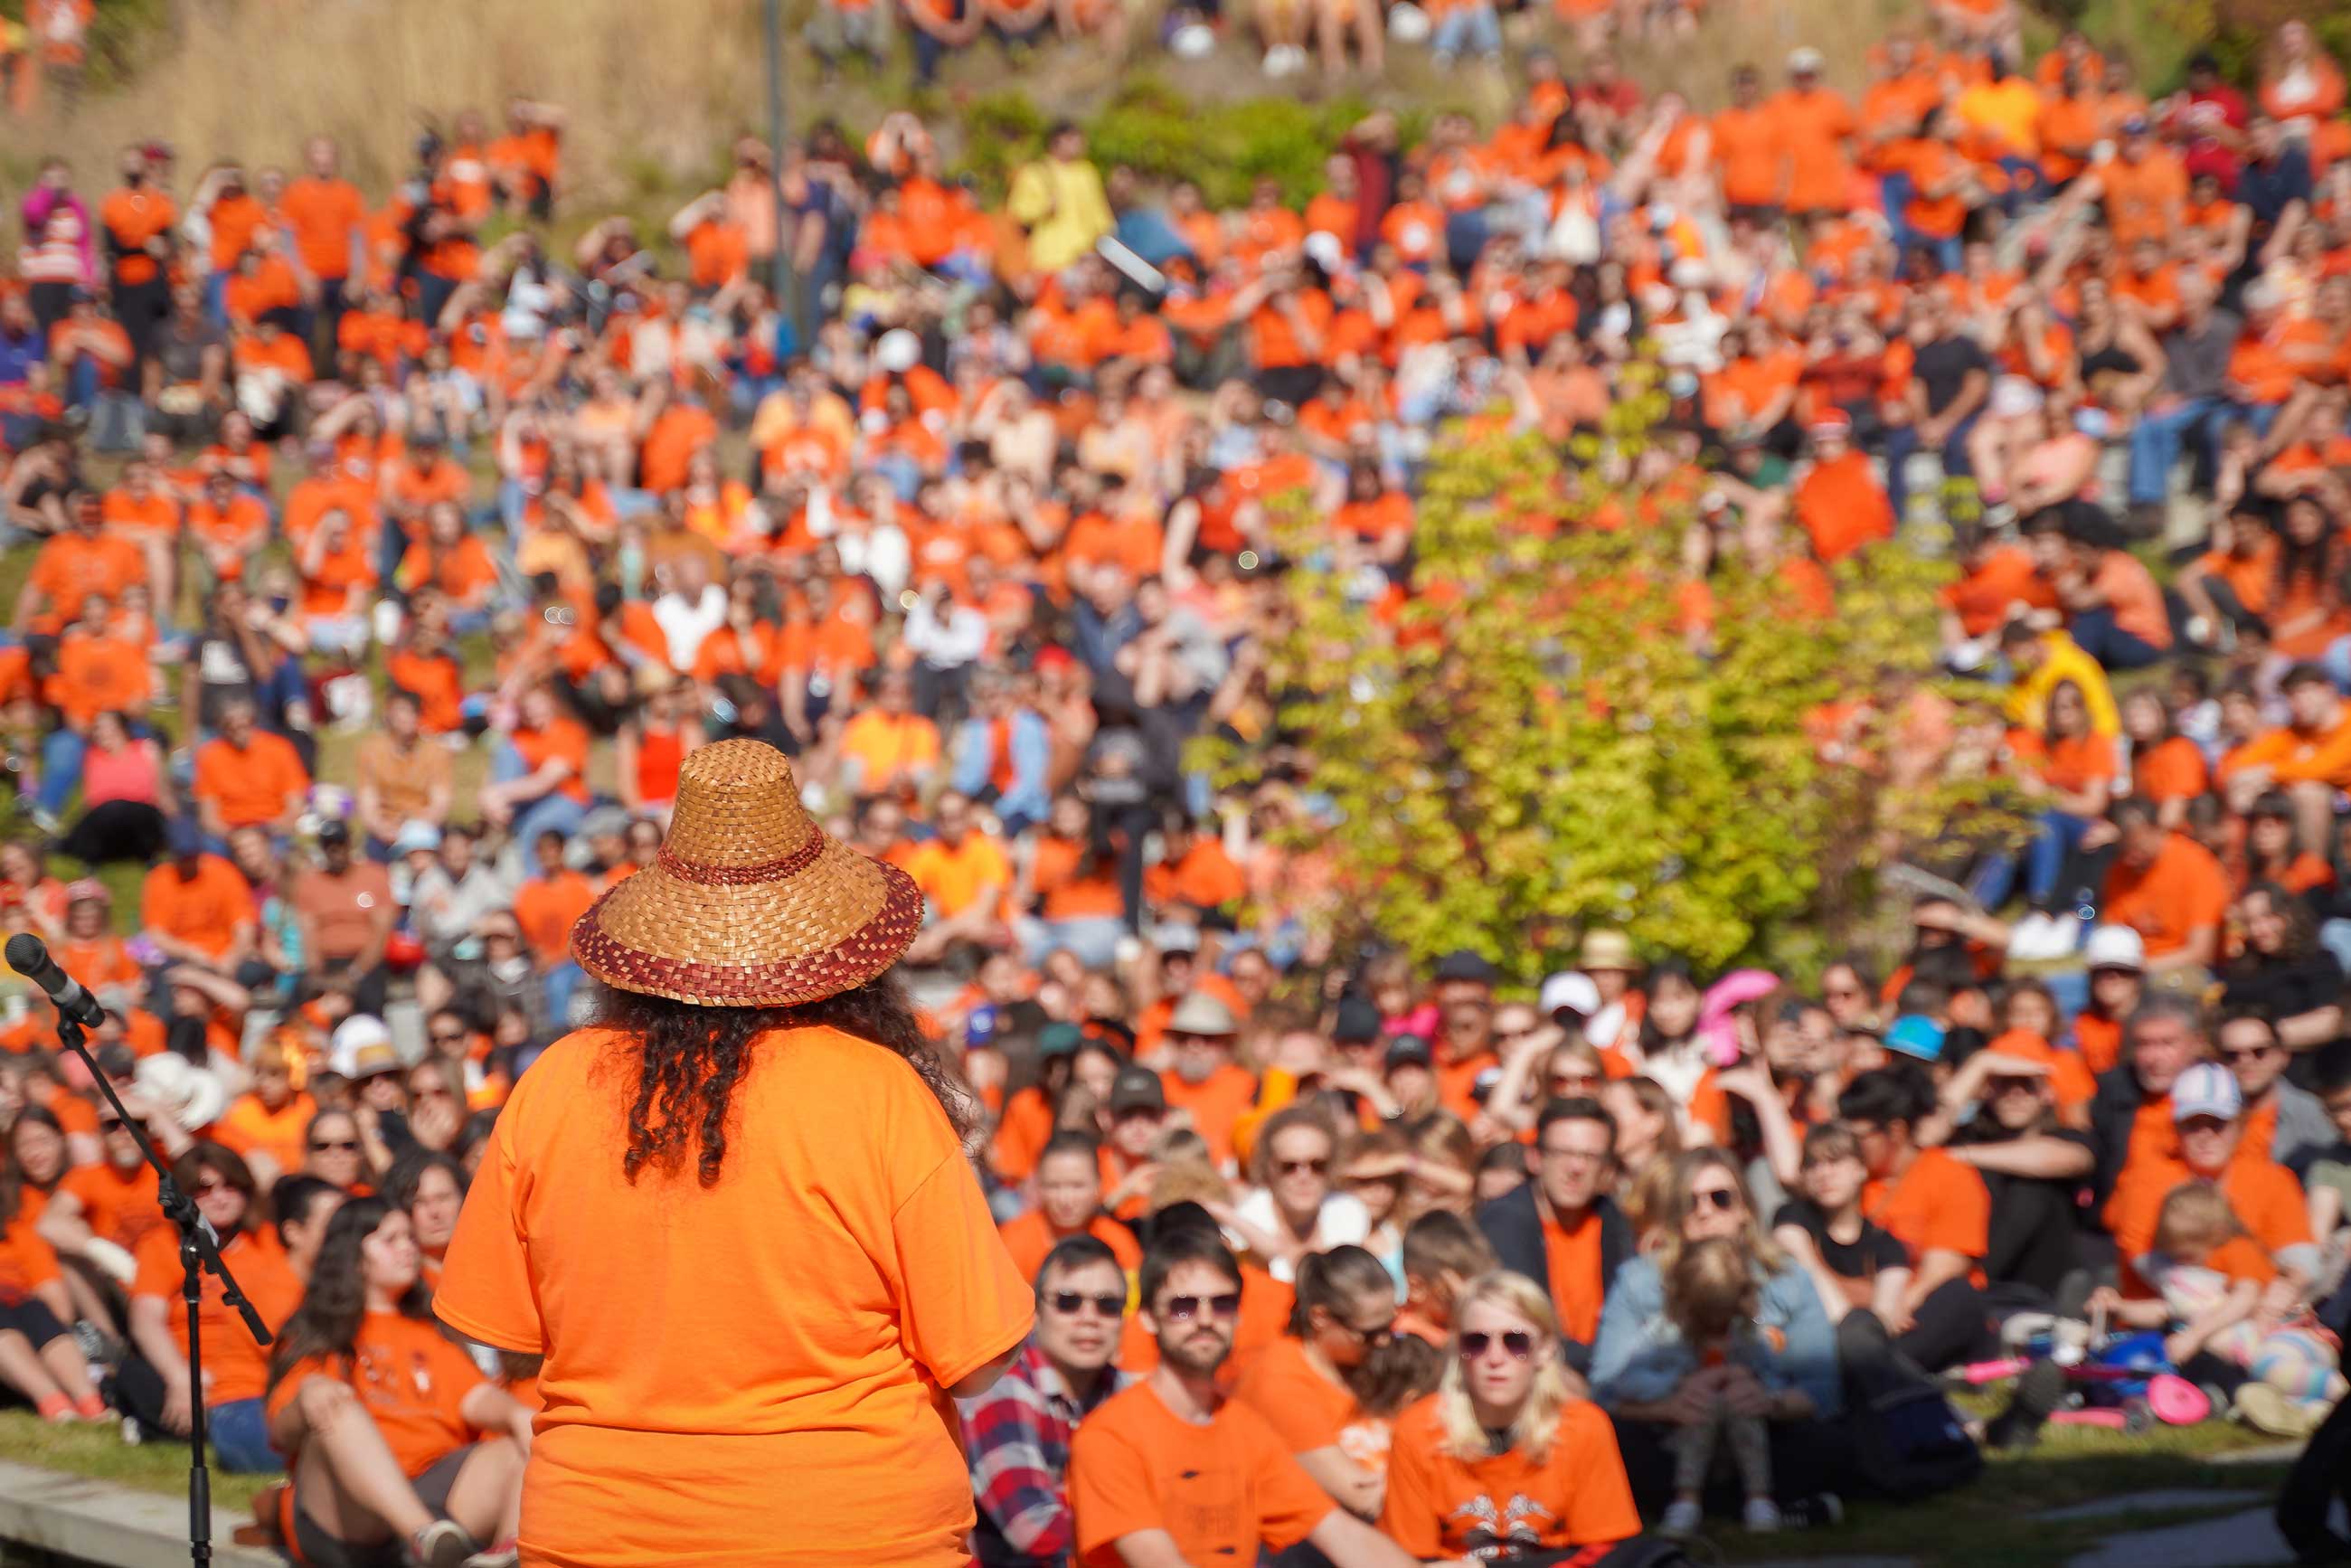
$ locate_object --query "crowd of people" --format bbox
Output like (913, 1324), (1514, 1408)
(3, 0), (2351, 1560)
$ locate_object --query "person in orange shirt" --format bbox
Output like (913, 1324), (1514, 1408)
(996, 1133), (1147, 1285)
(140, 820), (257, 976)
(1791, 410), (1896, 562)
(439, 741), (1033, 1568)
(478, 684), (592, 852)
(1772, 48), (1859, 219)
(2221, 662), (2351, 855)
(1231, 1244), (1405, 1521)
(1715, 66), (1787, 217)
(1383, 1270), (1639, 1559)
(2025, 505), (2172, 670)
(2101, 798), (2232, 980)
(264, 1197), (533, 1565)
(281, 137), (366, 360)
(1156, 992), (1261, 1172)
(1474, 1099), (1634, 1365)
(211, 1035), (316, 1185)
(115, 1145), (304, 1469)
(836, 669), (943, 798)
(99, 146), (178, 369)
(0, 1152), (106, 1424)
(192, 698), (310, 843)
(1070, 1227), (1416, 1568)
(512, 828), (601, 971)
(1839, 1068), (1992, 1371)
(902, 791), (1012, 964)
(2095, 117), (2187, 249)
(14, 490), (146, 636)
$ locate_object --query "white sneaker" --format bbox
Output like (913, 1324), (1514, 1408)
(2005, 912), (2055, 959)
(407, 1521), (478, 1568)
(1660, 1499), (1704, 1539)
(1743, 1497), (1782, 1533)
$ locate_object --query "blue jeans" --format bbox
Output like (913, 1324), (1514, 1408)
(1432, 4), (1501, 56)
(36, 729), (85, 817)
(2025, 808), (2091, 906)
(2069, 607), (2166, 671)
(211, 1396), (279, 1472)
(2127, 397), (2221, 505)
(1017, 914), (1126, 969)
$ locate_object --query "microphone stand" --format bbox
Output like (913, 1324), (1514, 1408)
(54, 1012), (269, 1568)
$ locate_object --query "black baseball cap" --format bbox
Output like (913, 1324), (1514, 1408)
(1432, 949), (1499, 986)
(1385, 1033), (1434, 1070)
(1109, 1064), (1166, 1116)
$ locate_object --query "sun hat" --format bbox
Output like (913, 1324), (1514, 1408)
(1166, 991), (1239, 1038)
(1578, 930), (1638, 972)
(329, 1015), (402, 1080)
(569, 738), (923, 1007)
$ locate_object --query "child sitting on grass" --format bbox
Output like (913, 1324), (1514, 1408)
(1661, 1238), (1781, 1537)
(2103, 1183), (2346, 1437)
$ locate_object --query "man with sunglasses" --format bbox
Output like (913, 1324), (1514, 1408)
(2217, 1012), (2334, 1167)
(1070, 1226), (1417, 1568)
(962, 1235), (1134, 1568)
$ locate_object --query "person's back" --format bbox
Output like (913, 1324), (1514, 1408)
(439, 1022), (1030, 1566)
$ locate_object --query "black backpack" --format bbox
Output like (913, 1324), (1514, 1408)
(1849, 1380), (1984, 1501)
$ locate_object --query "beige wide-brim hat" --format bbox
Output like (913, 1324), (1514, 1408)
(570, 739), (924, 1007)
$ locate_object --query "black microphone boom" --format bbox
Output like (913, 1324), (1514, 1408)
(3, 934), (107, 1029)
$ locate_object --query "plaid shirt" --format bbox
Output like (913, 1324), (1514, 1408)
(958, 1341), (1130, 1568)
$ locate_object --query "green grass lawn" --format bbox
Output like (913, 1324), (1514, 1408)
(0, 1408), (270, 1516)
(0, 1388), (2299, 1567)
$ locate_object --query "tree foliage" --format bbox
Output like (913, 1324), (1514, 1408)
(1206, 368), (2012, 984)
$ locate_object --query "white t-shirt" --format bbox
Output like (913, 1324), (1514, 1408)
(1232, 1187), (1372, 1283)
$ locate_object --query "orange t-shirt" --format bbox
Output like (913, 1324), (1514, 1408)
(132, 1225), (303, 1405)
(193, 731), (311, 829)
(902, 833), (1012, 920)
(266, 1309), (486, 1477)
(99, 188), (176, 288)
(2106, 1155), (2310, 1294)
(1380, 1393), (1640, 1560)
(512, 718), (592, 806)
(836, 711), (942, 796)
(140, 854), (252, 960)
(209, 1091), (318, 1180)
(1794, 451), (1895, 562)
(280, 177), (365, 281)
(513, 870), (600, 968)
(1940, 544), (2057, 637)
(0, 1214), (61, 1300)
(436, 1026), (1034, 1568)
(60, 1160), (165, 1254)
(1862, 1146), (1990, 1274)
(1541, 1204), (1607, 1346)
(996, 1210), (1143, 1286)
(2072, 1011), (2125, 1076)
(1158, 1062), (1262, 1170)
(1232, 1335), (1392, 1478)
(2133, 736), (2209, 803)
(1070, 1381), (1335, 1566)
(2101, 833), (2230, 959)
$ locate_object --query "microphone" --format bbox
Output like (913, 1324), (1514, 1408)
(4, 934), (108, 1030)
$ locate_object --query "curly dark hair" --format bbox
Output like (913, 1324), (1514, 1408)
(593, 971), (976, 1186)
(264, 1196), (434, 1400)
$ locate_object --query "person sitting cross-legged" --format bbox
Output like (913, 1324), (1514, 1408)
(263, 1197), (533, 1568)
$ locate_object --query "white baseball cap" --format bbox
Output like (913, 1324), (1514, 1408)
(2082, 925), (2146, 973)
(1541, 972), (1601, 1019)
(2170, 1061), (2242, 1123)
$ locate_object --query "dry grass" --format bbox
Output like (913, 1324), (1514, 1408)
(5, 0), (1934, 210)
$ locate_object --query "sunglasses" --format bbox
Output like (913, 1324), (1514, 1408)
(310, 1138), (360, 1153)
(2219, 1044), (2278, 1063)
(1158, 1292), (1242, 1322)
(1048, 1292), (1126, 1318)
(429, 1030), (466, 1044)
(1690, 1186), (1739, 1212)
(1550, 1072), (1600, 1092)
(1336, 1316), (1395, 1345)
(1275, 1157), (1329, 1176)
(1459, 1329), (1536, 1361)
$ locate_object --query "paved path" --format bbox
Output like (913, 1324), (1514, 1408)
(0, 1458), (278, 1567)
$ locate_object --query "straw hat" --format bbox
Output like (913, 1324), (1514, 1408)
(569, 739), (923, 1006)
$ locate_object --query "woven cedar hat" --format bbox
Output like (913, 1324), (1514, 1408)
(570, 738), (923, 1006)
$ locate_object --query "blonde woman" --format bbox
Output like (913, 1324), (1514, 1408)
(1380, 1270), (1640, 1561)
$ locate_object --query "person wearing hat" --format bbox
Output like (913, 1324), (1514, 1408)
(292, 817), (394, 1017)
(2101, 1060), (2319, 1316)
(138, 816), (257, 979)
(1157, 991), (1256, 1170)
(1576, 931), (1642, 1053)
(1836, 1067), (1993, 1370)
(437, 740), (1032, 1568)
(1096, 1059), (1172, 1221)
(1427, 949), (1503, 1122)
(2071, 924), (2145, 1074)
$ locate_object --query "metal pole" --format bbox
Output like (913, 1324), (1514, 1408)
(764, 0), (793, 319)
